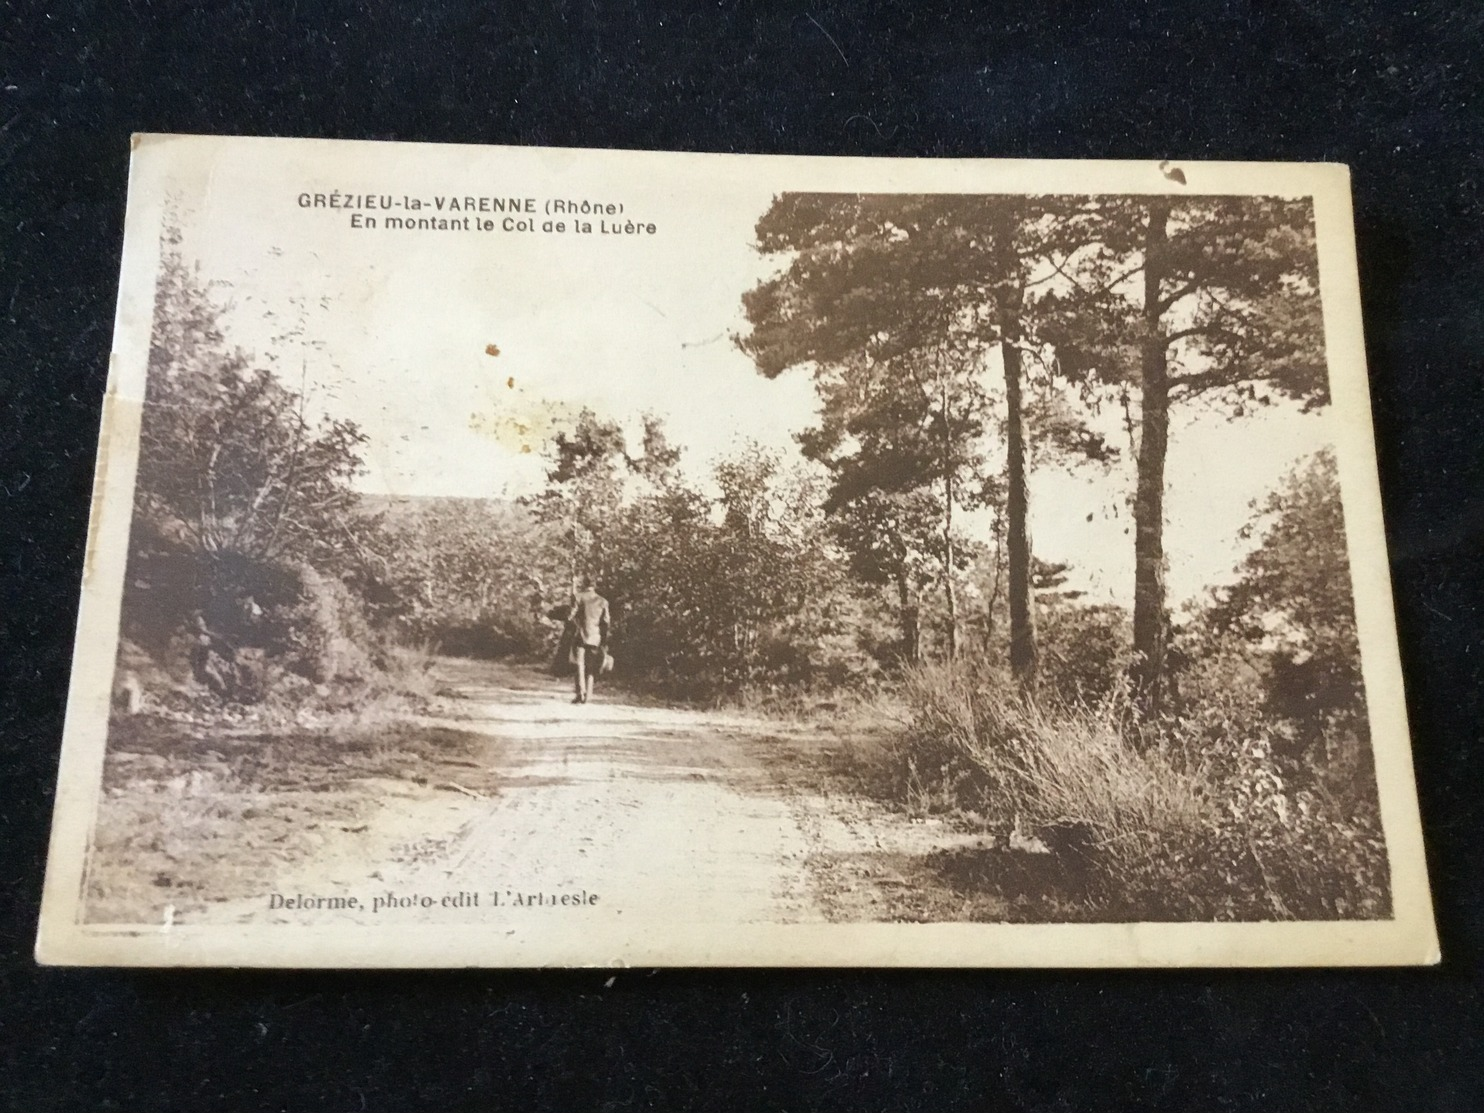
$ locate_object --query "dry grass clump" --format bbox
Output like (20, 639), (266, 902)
(902, 664), (1210, 846)
(894, 662), (1390, 921)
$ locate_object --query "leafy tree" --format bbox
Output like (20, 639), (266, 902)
(526, 407), (630, 587)
(826, 487), (940, 663)
(1205, 449), (1367, 760)
(712, 446), (831, 669)
(590, 442), (850, 696)
(371, 497), (563, 653)
(806, 341), (991, 660)
(122, 229), (385, 698)
(138, 233), (368, 569)
(741, 195), (1022, 668)
(600, 483), (719, 683)
(632, 414), (683, 484)
(528, 408), (685, 589)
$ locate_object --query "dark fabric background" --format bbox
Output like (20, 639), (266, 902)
(2, 2), (1480, 1109)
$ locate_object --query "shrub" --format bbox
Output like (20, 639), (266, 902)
(267, 562), (388, 686)
(895, 661), (1391, 921)
(403, 612), (541, 659)
(1035, 603), (1132, 705)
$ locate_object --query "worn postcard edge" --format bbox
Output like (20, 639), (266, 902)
(36, 135), (1439, 967)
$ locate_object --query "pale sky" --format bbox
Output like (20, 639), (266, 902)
(175, 150), (1328, 612)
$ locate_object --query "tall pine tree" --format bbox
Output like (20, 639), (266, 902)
(1041, 195), (1328, 714)
(741, 194), (1033, 673)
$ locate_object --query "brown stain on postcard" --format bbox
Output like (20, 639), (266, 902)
(468, 391), (572, 457)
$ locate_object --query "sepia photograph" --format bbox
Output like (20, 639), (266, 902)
(36, 136), (1436, 966)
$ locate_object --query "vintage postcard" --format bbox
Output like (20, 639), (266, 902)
(37, 134), (1437, 967)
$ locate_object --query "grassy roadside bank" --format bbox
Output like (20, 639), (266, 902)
(84, 672), (505, 924)
(743, 663), (1390, 924)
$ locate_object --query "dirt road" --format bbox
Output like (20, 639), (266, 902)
(223, 658), (980, 929)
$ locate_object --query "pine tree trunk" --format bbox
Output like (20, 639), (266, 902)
(1002, 297), (1038, 690)
(944, 467), (959, 660)
(896, 569), (921, 663)
(940, 373), (959, 661)
(1132, 199), (1171, 716)
(567, 519), (579, 589)
(983, 511), (1005, 651)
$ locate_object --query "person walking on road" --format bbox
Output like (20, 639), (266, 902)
(566, 578), (611, 704)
